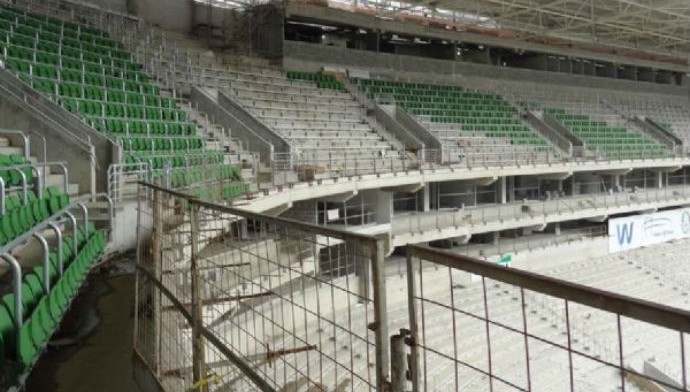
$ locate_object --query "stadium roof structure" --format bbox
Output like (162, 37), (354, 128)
(199, 0), (690, 68)
(297, 0), (690, 67)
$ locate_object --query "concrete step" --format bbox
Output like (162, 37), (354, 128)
(206, 140), (223, 150)
(0, 137), (10, 147)
(87, 211), (115, 222)
(66, 183), (80, 196)
(43, 174), (79, 195)
(0, 146), (24, 156)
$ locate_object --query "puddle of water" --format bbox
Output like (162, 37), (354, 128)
(26, 257), (143, 392)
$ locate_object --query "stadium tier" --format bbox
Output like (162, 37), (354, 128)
(354, 77), (676, 161)
(0, 4), (247, 199)
(0, 140), (107, 379)
(605, 92), (690, 143)
(353, 78), (556, 156)
(189, 68), (409, 175)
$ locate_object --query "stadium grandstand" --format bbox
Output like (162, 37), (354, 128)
(0, 0), (689, 391)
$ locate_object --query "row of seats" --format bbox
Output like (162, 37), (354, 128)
(58, 84), (172, 107)
(286, 71), (344, 90)
(17, 228), (106, 367)
(0, 154), (33, 187)
(5, 56), (147, 85)
(168, 166), (241, 189)
(10, 64), (157, 95)
(359, 79), (464, 92)
(60, 98), (186, 121)
(1, 5), (109, 40)
(0, 187), (69, 247)
(121, 137), (203, 152)
(147, 166), (246, 199)
(183, 181), (249, 201)
(123, 151), (225, 170)
(2, 36), (136, 73)
(3, 28), (129, 62)
(86, 117), (196, 136)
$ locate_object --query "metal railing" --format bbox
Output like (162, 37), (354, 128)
(134, 181), (390, 391)
(393, 185), (690, 236)
(107, 162), (151, 202)
(402, 244), (690, 392)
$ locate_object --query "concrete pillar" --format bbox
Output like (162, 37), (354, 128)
(657, 172), (663, 189)
(375, 29), (381, 53)
(421, 185), (430, 212)
(499, 176), (507, 204)
(375, 190), (392, 224)
(555, 222), (561, 235)
(492, 231), (499, 245)
(557, 179), (563, 192)
(508, 177), (515, 202)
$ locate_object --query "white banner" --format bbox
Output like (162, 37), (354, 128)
(608, 208), (690, 253)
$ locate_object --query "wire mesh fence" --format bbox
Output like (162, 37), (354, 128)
(404, 244), (690, 392)
(134, 181), (389, 392)
(134, 179), (690, 392)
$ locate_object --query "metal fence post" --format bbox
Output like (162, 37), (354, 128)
(189, 200), (208, 391)
(391, 329), (410, 392)
(373, 239), (390, 390)
(406, 247), (420, 392)
(133, 182), (142, 356)
(152, 187), (163, 375)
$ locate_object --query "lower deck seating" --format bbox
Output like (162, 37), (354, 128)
(0, 225), (106, 369)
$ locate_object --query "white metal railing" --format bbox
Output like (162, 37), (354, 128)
(107, 162), (150, 202)
(393, 185), (690, 235)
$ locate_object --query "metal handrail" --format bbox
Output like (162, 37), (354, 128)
(32, 233), (50, 293)
(141, 181), (380, 243)
(47, 221), (63, 275)
(407, 244), (690, 332)
(0, 65), (97, 152)
(0, 129), (30, 159)
(1, 161), (70, 198)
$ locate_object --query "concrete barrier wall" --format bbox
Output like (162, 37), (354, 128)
(283, 41), (687, 96)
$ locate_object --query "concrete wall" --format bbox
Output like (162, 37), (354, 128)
(0, 95), (113, 194)
(283, 41), (688, 96)
(80, 0), (128, 13)
(249, 4), (283, 60)
(109, 202), (140, 252)
(131, 0), (192, 33)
